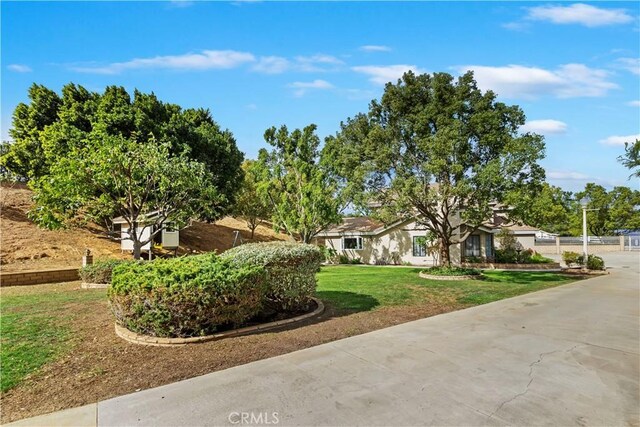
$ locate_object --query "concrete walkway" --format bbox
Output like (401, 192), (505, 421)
(10, 253), (639, 426)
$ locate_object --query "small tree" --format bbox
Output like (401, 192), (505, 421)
(232, 160), (271, 239)
(30, 133), (222, 259)
(495, 228), (522, 263)
(255, 124), (342, 243)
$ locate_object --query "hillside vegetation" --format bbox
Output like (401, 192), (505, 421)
(0, 185), (287, 272)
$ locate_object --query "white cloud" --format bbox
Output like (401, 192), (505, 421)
(295, 54), (344, 72)
(526, 3), (633, 27)
(359, 45), (392, 52)
(627, 100), (640, 107)
(288, 79), (334, 97)
(615, 57), (640, 75)
(7, 64), (32, 73)
(547, 171), (589, 180)
(71, 50), (256, 74)
(252, 56), (290, 74)
(520, 119), (568, 135)
(352, 64), (426, 85)
(599, 134), (640, 146)
(458, 63), (617, 99)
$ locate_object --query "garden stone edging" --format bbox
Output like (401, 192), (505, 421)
(114, 297), (325, 347)
(418, 271), (481, 281)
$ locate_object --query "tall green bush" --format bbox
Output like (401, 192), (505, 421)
(79, 259), (125, 284)
(108, 254), (266, 337)
(222, 242), (323, 312)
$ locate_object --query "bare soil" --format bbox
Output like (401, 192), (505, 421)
(0, 281), (462, 423)
(0, 185), (287, 272)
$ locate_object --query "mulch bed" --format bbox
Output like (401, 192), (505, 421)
(0, 282), (461, 424)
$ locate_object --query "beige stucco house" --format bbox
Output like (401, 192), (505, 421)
(314, 215), (540, 266)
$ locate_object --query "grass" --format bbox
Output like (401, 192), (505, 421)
(0, 285), (105, 392)
(317, 266), (579, 311)
(1, 267), (580, 394)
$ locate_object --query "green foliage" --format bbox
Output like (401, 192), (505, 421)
(529, 253), (554, 264)
(232, 160), (272, 239)
(581, 254), (605, 271)
(0, 84), (243, 218)
(508, 183), (574, 235)
(494, 228), (522, 263)
(30, 134), (222, 259)
(338, 254), (351, 264)
(255, 124), (342, 243)
(562, 251), (581, 267)
(322, 71), (545, 265)
(79, 259), (126, 284)
(425, 266), (481, 276)
(222, 242), (323, 312)
(108, 254), (267, 337)
(618, 139), (640, 179)
(318, 246), (338, 264)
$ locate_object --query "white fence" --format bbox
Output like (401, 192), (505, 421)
(534, 235), (633, 254)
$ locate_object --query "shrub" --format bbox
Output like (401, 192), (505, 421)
(79, 259), (125, 284)
(562, 251), (581, 267)
(495, 248), (517, 264)
(108, 253), (266, 337)
(578, 254), (606, 271)
(222, 242), (323, 313)
(426, 266), (481, 276)
(465, 255), (483, 264)
(319, 246), (338, 264)
(529, 253), (554, 264)
(338, 254), (350, 264)
(349, 257), (363, 264)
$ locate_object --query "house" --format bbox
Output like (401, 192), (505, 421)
(315, 214), (542, 266)
(112, 211), (179, 255)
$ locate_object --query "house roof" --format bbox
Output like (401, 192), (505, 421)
(321, 217), (385, 235)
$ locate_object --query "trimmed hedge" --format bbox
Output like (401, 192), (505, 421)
(222, 242), (323, 313)
(108, 254), (266, 337)
(426, 266), (481, 276)
(79, 259), (125, 284)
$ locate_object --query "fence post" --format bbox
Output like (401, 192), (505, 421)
(556, 236), (560, 255)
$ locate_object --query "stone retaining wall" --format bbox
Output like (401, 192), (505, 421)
(0, 268), (79, 287)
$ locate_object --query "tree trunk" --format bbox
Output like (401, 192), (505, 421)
(439, 237), (452, 266)
(133, 240), (142, 260)
(250, 226), (256, 240)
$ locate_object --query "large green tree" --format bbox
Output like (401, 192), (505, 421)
(323, 71), (545, 265)
(32, 133), (222, 259)
(256, 124), (342, 243)
(571, 183), (640, 235)
(508, 183), (574, 235)
(1, 83), (244, 218)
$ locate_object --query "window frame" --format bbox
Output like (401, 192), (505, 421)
(465, 235), (481, 258)
(412, 236), (427, 257)
(342, 236), (364, 250)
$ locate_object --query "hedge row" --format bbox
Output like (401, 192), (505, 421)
(108, 242), (323, 338)
(79, 259), (126, 284)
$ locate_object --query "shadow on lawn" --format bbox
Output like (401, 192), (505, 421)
(483, 271), (575, 284)
(315, 291), (380, 313)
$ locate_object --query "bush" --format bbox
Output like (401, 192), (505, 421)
(338, 254), (350, 264)
(349, 257), (362, 264)
(108, 253), (266, 337)
(426, 266), (481, 276)
(79, 259), (125, 284)
(319, 246), (338, 264)
(529, 253), (554, 264)
(222, 242), (323, 313)
(562, 251), (581, 267)
(495, 248), (518, 264)
(578, 254), (606, 271)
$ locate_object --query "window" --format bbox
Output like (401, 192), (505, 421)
(413, 236), (427, 257)
(343, 236), (363, 250)
(465, 235), (481, 257)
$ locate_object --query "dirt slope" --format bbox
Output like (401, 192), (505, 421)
(0, 185), (288, 272)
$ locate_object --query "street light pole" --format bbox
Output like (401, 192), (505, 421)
(580, 196), (591, 266)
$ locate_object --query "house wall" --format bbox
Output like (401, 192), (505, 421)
(323, 220), (463, 266)
(494, 234), (536, 251)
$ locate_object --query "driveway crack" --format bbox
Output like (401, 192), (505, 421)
(487, 344), (581, 420)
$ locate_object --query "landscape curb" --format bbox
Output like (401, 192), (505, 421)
(81, 282), (109, 289)
(114, 297), (325, 347)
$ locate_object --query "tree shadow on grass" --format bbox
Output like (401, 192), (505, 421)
(315, 291), (380, 313)
(482, 271), (575, 285)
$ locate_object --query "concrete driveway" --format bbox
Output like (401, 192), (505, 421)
(11, 252), (640, 426)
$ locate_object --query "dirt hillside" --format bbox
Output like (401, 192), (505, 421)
(0, 185), (288, 272)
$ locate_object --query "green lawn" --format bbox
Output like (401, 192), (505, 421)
(0, 286), (105, 392)
(316, 266), (580, 312)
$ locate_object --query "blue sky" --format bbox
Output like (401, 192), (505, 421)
(2, 1), (639, 191)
